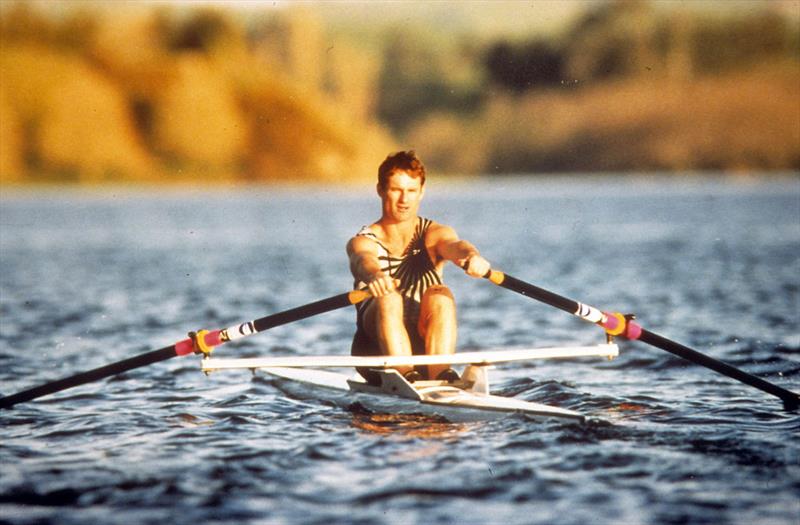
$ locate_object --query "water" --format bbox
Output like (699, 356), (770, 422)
(1, 175), (798, 525)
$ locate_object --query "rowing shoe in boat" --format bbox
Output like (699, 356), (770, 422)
(201, 344), (619, 422)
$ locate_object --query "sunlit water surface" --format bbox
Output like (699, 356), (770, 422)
(1, 176), (798, 525)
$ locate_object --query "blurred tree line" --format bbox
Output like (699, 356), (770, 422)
(0, 3), (393, 184)
(397, 0), (799, 173)
(1, 0), (798, 185)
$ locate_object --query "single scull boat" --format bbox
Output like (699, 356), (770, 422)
(3, 272), (796, 412)
(201, 344), (619, 422)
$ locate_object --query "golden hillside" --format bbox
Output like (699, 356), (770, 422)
(0, 1), (797, 185)
(0, 4), (394, 185)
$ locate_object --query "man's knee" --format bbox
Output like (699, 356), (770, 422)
(375, 291), (405, 318)
(421, 285), (455, 314)
(418, 285), (456, 340)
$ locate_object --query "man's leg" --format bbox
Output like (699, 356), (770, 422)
(362, 292), (414, 375)
(418, 285), (457, 379)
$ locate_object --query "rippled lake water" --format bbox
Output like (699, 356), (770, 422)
(1, 175), (798, 525)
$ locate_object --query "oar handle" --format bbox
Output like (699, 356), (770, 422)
(484, 269), (799, 411)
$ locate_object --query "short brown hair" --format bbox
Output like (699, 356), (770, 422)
(377, 150), (426, 190)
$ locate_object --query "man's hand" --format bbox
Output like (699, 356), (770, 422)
(462, 254), (491, 278)
(367, 272), (400, 297)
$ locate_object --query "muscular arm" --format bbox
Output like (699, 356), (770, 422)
(347, 235), (396, 296)
(428, 224), (491, 278)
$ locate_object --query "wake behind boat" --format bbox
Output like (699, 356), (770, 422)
(201, 344), (619, 422)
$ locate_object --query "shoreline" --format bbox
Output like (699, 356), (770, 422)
(2, 171), (797, 201)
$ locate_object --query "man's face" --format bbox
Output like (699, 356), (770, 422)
(378, 171), (424, 223)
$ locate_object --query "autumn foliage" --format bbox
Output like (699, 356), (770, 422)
(0, 1), (797, 185)
(0, 4), (393, 185)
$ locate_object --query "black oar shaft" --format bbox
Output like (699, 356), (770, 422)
(638, 329), (798, 410)
(0, 346), (175, 409)
(495, 273), (581, 315)
(488, 270), (799, 410)
(252, 292), (361, 332)
(1, 290), (369, 409)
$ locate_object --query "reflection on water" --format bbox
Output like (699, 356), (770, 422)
(349, 411), (473, 439)
(169, 413), (216, 428)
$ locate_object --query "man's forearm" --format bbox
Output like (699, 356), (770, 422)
(441, 240), (480, 263)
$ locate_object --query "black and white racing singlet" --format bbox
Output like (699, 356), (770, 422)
(354, 217), (443, 309)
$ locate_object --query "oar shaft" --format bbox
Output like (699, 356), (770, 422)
(638, 329), (798, 409)
(0, 346), (175, 409)
(1, 290), (370, 409)
(487, 270), (799, 410)
(488, 272), (584, 317)
(487, 271), (620, 330)
(236, 290), (368, 340)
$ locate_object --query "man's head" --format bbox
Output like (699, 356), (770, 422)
(377, 150), (426, 191)
(377, 151), (426, 223)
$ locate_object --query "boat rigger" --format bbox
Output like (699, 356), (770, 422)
(200, 344), (619, 422)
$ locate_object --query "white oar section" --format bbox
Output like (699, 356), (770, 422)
(200, 344), (618, 372)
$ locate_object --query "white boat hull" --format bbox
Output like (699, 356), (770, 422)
(259, 366), (585, 423)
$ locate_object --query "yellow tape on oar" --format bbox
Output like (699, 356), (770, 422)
(486, 270), (505, 285)
(348, 289), (371, 304)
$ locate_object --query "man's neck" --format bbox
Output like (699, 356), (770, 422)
(377, 215), (418, 242)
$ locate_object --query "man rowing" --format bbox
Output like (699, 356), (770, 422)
(347, 150), (491, 384)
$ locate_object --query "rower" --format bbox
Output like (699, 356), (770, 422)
(347, 151), (491, 385)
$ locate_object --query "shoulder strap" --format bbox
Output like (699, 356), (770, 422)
(355, 225), (393, 257)
(356, 225), (378, 239)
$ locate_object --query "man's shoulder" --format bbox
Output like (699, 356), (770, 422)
(422, 219), (457, 241)
(348, 224), (380, 250)
(355, 222), (383, 241)
(347, 233), (374, 255)
(420, 216), (442, 229)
